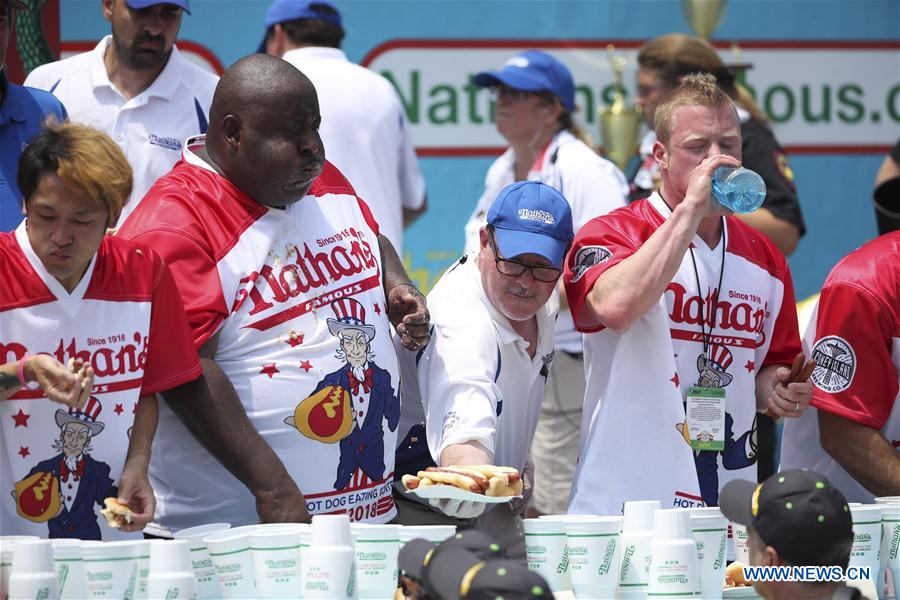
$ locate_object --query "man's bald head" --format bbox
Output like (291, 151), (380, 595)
(205, 54), (324, 208)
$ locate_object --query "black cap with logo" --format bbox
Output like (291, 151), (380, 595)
(719, 468), (853, 566)
(427, 547), (552, 600)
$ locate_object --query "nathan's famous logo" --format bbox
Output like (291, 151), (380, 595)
(810, 336), (856, 394)
(233, 228), (379, 331)
(598, 539), (617, 576)
(891, 524), (899, 560)
(0, 334), (149, 379)
(556, 545), (569, 575)
(619, 545), (636, 581)
(666, 283), (769, 349)
(713, 536), (727, 570)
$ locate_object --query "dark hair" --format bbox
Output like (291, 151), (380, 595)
(274, 5), (344, 49)
(638, 33), (768, 125)
(752, 527), (852, 570)
(17, 120), (132, 220)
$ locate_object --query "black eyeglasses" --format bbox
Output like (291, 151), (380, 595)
(488, 231), (563, 283)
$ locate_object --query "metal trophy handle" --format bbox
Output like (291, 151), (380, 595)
(681, 0), (727, 39)
(598, 44), (642, 173)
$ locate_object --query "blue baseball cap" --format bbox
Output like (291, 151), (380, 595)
(126, 0), (191, 15)
(473, 50), (576, 112)
(486, 181), (574, 268)
(258, 0), (343, 53)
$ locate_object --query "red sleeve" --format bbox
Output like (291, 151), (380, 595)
(129, 228), (228, 350)
(761, 261), (802, 369)
(356, 197), (380, 236)
(563, 216), (642, 332)
(809, 283), (897, 430)
(140, 257), (203, 395)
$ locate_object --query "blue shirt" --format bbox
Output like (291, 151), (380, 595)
(0, 70), (68, 232)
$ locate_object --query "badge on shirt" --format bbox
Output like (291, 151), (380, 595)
(685, 386), (726, 452)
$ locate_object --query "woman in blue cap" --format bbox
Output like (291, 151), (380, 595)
(462, 49), (629, 518)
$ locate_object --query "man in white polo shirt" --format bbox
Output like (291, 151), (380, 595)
(260, 0), (426, 255)
(395, 180), (573, 557)
(24, 0), (217, 228)
(119, 55), (431, 533)
(564, 74), (810, 516)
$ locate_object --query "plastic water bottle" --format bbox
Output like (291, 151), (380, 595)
(710, 166), (766, 213)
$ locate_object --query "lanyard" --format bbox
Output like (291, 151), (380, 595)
(659, 195), (727, 360)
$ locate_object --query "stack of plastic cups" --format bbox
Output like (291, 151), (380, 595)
(648, 508), (701, 599)
(397, 526), (456, 545)
(731, 523), (750, 565)
(303, 514), (356, 599)
(564, 516), (623, 599)
(173, 522), (230, 599)
(251, 523), (306, 598)
(848, 504), (884, 596)
(204, 525), (259, 599)
(875, 497), (900, 600)
(523, 517), (571, 594)
(350, 523), (400, 600)
(81, 539), (142, 598)
(1, 536), (38, 599)
(147, 539), (196, 599)
(8, 539), (59, 600)
(50, 539), (87, 599)
(618, 500), (661, 599)
(690, 507), (728, 600)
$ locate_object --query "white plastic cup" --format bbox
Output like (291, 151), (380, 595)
(304, 515), (356, 599)
(647, 538), (701, 599)
(147, 539), (196, 600)
(874, 496), (900, 505)
(173, 522), (230, 599)
(564, 516), (622, 599)
(653, 509), (694, 541)
(524, 517), (570, 593)
(134, 540), (151, 600)
(51, 539), (88, 600)
(82, 539), (142, 599)
(879, 503), (900, 600)
(8, 539), (59, 600)
(731, 523), (750, 565)
(351, 524), (399, 600)
(690, 507), (728, 600)
(618, 500), (661, 599)
(848, 505), (883, 587)
(204, 525), (259, 599)
(251, 525), (305, 599)
(397, 526), (456, 544)
(1, 537), (39, 600)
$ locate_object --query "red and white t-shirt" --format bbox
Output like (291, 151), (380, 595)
(119, 136), (400, 534)
(0, 224), (201, 539)
(564, 193), (800, 515)
(781, 231), (900, 502)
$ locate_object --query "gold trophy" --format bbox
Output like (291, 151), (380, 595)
(598, 45), (642, 173)
(681, 0), (726, 39)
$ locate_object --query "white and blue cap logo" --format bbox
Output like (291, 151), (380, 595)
(472, 50), (576, 112)
(486, 181), (574, 268)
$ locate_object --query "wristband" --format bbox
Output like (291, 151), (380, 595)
(17, 355), (40, 390)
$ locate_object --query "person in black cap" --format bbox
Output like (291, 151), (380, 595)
(399, 531), (507, 600)
(719, 469), (859, 600)
(427, 547), (552, 600)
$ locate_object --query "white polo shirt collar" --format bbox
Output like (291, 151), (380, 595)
(87, 35), (185, 104)
(282, 46), (348, 64)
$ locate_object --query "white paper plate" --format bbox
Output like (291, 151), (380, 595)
(722, 585), (761, 599)
(405, 485), (521, 504)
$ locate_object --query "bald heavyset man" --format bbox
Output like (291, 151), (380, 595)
(120, 54), (430, 534)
